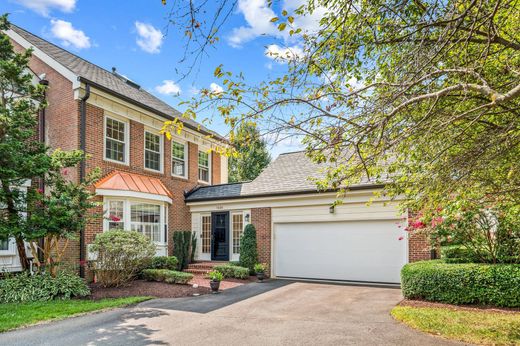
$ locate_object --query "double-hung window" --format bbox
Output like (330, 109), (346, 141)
(105, 117), (128, 163)
(172, 141), (186, 178)
(0, 238), (9, 251)
(144, 131), (162, 172)
(198, 151), (210, 183)
(104, 199), (165, 244)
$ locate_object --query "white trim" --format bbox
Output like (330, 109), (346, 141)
(171, 139), (189, 179)
(103, 114), (130, 166)
(97, 188), (172, 204)
(102, 197), (168, 248)
(144, 129), (164, 173)
(6, 29), (80, 90)
(197, 150), (211, 184)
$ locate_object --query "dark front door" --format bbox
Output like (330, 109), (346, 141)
(211, 212), (229, 261)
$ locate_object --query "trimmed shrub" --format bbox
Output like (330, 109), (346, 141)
(239, 224), (258, 274)
(213, 264), (249, 279)
(0, 271), (90, 303)
(173, 231), (193, 270)
(401, 260), (520, 307)
(91, 230), (156, 287)
(148, 256), (179, 271)
(142, 269), (193, 284)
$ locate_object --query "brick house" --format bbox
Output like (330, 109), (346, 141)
(3, 25), (228, 275)
(2, 24), (430, 284)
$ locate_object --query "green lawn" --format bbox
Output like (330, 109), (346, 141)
(392, 305), (520, 345)
(0, 297), (151, 333)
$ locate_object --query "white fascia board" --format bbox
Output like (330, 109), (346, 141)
(6, 29), (80, 90)
(96, 188), (172, 204)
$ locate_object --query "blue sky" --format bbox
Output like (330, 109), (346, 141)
(3, 0), (325, 157)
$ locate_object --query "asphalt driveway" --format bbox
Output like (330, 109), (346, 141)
(0, 281), (463, 345)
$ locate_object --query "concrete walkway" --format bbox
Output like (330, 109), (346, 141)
(0, 281), (464, 345)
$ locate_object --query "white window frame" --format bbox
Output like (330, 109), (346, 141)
(171, 139), (188, 179)
(103, 197), (167, 245)
(200, 213), (212, 258)
(198, 150), (211, 184)
(103, 114), (130, 165)
(0, 238), (16, 256)
(230, 210), (250, 261)
(144, 129), (163, 173)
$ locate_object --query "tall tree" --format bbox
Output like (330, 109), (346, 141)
(164, 0), (520, 220)
(0, 14), (50, 270)
(228, 122), (271, 182)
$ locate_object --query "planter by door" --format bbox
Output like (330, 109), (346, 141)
(211, 212), (229, 261)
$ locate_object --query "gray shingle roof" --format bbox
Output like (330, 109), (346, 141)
(185, 151), (380, 202)
(9, 24), (224, 141)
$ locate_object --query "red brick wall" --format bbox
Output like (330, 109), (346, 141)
(83, 103), (222, 256)
(251, 207), (272, 275)
(408, 232), (431, 262)
(212, 153), (221, 184)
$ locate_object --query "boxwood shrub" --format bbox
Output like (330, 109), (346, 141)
(148, 256), (179, 271)
(0, 271), (90, 303)
(142, 269), (193, 284)
(401, 260), (520, 307)
(213, 264), (249, 279)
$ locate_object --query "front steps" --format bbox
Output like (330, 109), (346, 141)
(184, 261), (228, 275)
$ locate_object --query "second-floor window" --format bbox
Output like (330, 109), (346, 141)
(105, 117), (127, 163)
(198, 151), (210, 183)
(172, 141), (186, 178)
(144, 131), (162, 172)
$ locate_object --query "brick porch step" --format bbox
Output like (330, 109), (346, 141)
(183, 261), (228, 275)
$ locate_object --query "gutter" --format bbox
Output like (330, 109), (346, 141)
(76, 77), (228, 144)
(78, 82), (90, 278)
(185, 184), (386, 204)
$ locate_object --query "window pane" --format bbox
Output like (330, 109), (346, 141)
(172, 160), (185, 176)
(0, 238), (9, 251)
(232, 214), (243, 254)
(199, 167), (209, 182)
(105, 118), (126, 162)
(108, 200), (124, 230)
(202, 216), (211, 253)
(172, 142), (185, 160)
(198, 151), (209, 167)
(131, 203), (161, 243)
(145, 132), (160, 152)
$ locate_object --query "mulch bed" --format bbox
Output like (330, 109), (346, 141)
(89, 280), (211, 300)
(399, 299), (520, 314)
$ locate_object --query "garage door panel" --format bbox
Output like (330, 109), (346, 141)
(274, 220), (407, 283)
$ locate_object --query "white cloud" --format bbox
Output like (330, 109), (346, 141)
(134, 22), (163, 54)
(228, 0), (328, 47)
(155, 80), (181, 95)
(189, 86), (200, 95)
(265, 44), (303, 63)
(50, 19), (91, 49)
(13, 0), (76, 16)
(210, 83), (224, 94)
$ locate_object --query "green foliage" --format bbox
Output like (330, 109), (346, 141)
(228, 122), (271, 182)
(142, 269), (193, 284)
(239, 224), (258, 273)
(401, 260), (520, 307)
(213, 264), (249, 279)
(0, 271), (90, 303)
(91, 230), (156, 287)
(190, 232), (197, 263)
(254, 263), (267, 273)
(441, 246), (478, 264)
(424, 199), (520, 264)
(208, 270), (223, 282)
(148, 256), (179, 271)
(172, 231), (193, 270)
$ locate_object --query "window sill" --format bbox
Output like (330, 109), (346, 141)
(198, 180), (210, 185)
(103, 158), (129, 166)
(171, 174), (188, 181)
(144, 167), (164, 175)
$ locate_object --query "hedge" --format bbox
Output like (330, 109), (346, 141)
(148, 256), (179, 271)
(142, 269), (193, 285)
(213, 264), (249, 279)
(401, 260), (520, 307)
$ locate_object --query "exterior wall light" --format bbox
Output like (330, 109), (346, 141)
(245, 213), (250, 223)
(329, 205), (335, 214)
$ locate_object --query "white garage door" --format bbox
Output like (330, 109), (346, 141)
(274, 220), (407, 283)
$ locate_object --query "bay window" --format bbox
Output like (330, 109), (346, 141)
(104, 198), (167, 244)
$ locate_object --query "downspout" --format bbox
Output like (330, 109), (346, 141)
(38, 78), (49, 267)
(79, 82), (90, 278)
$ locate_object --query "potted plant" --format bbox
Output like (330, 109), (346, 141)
(208, 270), (223, 293)
(254, 263), (267, 282)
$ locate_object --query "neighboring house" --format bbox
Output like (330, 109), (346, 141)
(186, 151), (431, 284)
(4, 25), (228, 275)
